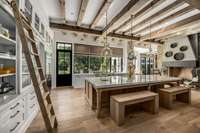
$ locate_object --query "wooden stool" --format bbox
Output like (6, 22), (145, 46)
(159, 86), (191, 109)
(110, 91), (159, 126)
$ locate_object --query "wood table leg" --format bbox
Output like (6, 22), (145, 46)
(96, 90), (102, 118)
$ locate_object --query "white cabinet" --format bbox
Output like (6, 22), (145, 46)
(0, 87), (38, 133)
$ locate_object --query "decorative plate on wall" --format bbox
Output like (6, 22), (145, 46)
(174, 53), (184, 60)
(170, 43), (178, 48)
(180, 46), (188, 51)
(165, 51), (173, 57)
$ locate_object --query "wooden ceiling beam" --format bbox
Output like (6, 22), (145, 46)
(90, 0), (113, 29)
(114, 0), (164, 33)
(50, 22), (102, 35)
(141, 13), (200, 40)
(58, 0), (65, 18)
(124, 1), (185, 34)
(107, 33), (140, 40)
(135, 6), (194, 36)
(50, 22), (162, 45)
(181, 0), (200, 10)
(105, 0), (153, 34)
(77, 0), (89, 26)
(103, 0), (140, 34)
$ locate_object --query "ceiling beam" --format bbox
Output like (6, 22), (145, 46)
(50, 22), (102, 35)
(90, 0), (113, 29)
(103, 0), (140, 34)
(141, 13), (200, 40)
(58, 0), (65, 18)
(105, 0), (154, 34)
(181, 0), (200, 10)
(107, 33), (140, 40)
(113, 0), (164, 33)
(135, 6), (194, 36)
(50, 22), (162, 45)
(124, 1), (185, 34)
(77, 0), (89, 26)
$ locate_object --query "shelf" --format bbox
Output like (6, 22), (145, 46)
(0, 34), (16, 46)
(0, 73), (15, 78)
(0, 54), (16, 60)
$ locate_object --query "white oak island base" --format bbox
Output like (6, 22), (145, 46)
(85, 75), (182, 118)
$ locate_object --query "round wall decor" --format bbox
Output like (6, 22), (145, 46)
(165, 51), (173, 57)
(174, 53), (184, 60)
(180, 46), (188, 51)
(170, 43), (178, 48)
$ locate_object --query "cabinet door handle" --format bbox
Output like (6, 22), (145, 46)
(10, 103), (20, 110)
(10, 110), (20, 119)
(10, 122), (20, 132)
(30, 104), (35, 109)
(30, 96), (36, 100)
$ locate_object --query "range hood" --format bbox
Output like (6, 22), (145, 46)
(162, 35), (197, 68)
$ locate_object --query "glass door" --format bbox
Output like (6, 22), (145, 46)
(56, 42), (72, 87)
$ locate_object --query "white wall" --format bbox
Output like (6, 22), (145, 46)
(163, 35), (196, 62)
(52, 30), (129, 88)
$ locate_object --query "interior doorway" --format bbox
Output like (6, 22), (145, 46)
(56, 42), (72, 87)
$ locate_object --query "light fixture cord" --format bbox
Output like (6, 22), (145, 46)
(105, 9), (108, 47)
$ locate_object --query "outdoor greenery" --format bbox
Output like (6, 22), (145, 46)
(73, 54), (123, 74)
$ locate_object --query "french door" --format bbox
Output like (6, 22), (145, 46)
(56, 42), (72, 87)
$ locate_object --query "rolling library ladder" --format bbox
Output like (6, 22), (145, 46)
(6, 0), (58, 132)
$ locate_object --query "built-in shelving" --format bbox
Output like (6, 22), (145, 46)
(0, 73), (15, 78)
(0, 34), (16, 46)
(0, 54), (16, 60)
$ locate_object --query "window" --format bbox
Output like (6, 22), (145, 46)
(57, 43), (71, 50)
(58, 51), (71, 74)
(111, 57), (123, 73)
(24, 0), (32, 22)
(74, 54), (89, 74)
(73, 44), (123, 74)
(89, 56), (103, 73)
(34, 13), (40, 31)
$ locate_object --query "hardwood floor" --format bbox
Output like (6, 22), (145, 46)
(26, 87), (200, 133)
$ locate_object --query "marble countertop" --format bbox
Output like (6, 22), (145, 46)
(86, 75), (182, 89)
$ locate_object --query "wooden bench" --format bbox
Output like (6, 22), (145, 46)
(110, 91), (159, 126)
(159, 86), (191, 109)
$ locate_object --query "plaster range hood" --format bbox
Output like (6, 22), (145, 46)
(162, 35), (197, 68)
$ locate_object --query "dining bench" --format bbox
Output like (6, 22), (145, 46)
(110, 91), (159, 126)
(159, 86), (191, 109)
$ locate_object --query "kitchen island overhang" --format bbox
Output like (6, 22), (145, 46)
(85, 75), (182, 118)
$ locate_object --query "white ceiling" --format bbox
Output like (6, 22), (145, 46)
(82, 0), (104, 25)
(42, 0), (200, 40)
(95, 0), (131, 28)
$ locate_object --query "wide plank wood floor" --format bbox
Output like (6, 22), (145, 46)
(26, 87), (200, 133)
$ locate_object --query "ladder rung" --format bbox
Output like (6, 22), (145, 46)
(22, 19), (32, 30)
(26, 34), (36, 44)
(40, 79), (46, 86)
(31, 52), (39, 56)
(43, 91), (49, 99)
(38, 67), (43, 70)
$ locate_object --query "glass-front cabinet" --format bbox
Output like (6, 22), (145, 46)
(0, 2), (17, 95)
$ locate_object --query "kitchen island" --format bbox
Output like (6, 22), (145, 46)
(85, 75), (182, 118)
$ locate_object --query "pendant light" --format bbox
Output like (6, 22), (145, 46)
(128, 15), (136, 61)
(100, 9), (112, 79)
